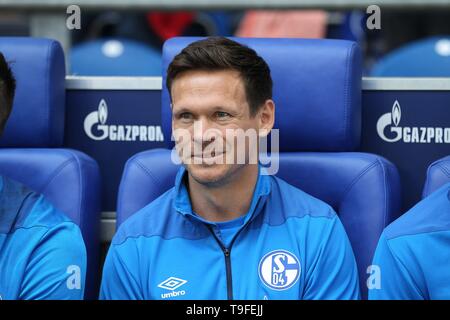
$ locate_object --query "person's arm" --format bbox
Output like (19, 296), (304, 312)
(19, 222), (87, 300)
(368, 233), (424, 300)
(100, 240), (144, 300)
(303, 215), (360, 300)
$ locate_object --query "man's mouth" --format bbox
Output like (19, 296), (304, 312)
(192, 151), (223, 158)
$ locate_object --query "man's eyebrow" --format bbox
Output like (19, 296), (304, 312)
(173, 105), (236, 113)
(210, 105), (234, 111)
(172, 106), (192, 114)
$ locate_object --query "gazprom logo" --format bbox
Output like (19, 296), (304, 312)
(377, 100), (450, 144)
(84, 99), (164, 142)
(258, 250), (300, 291)
(376, 100), (402, 142)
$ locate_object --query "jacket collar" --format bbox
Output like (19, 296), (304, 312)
(173, 165), (271, 224)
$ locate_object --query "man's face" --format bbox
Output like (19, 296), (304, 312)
(171, 69), (262, 186)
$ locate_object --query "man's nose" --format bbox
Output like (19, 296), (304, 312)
(192, 117), (216, 145)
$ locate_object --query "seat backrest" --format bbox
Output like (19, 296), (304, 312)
(422, 155), (450, 198)
(0, 37), (101, 299)
(161, 37), (362, 151)
(0, 37), (64, 147)
(118, 37), (402, 299)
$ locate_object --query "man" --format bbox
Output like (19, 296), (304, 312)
(0, 52), (86, 300)
(101, 37), (360, 300)
(369, 182), (450, 300)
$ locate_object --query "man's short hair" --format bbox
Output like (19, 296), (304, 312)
(166, 37), (273, 116)
(0, 52), (16, 136)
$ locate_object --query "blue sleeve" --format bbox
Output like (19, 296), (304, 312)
(100, 240), (144, 300)
(303, 215), (360, 300)
(19, 222), (87, 300)
(368, 233), (424, 300)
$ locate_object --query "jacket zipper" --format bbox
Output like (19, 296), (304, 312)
(204, 196), (267, 300)
(208, 226), (234, 300)
(206, 208), (261, 300)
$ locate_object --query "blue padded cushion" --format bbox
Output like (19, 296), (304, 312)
(0, 37), (65, 147)
(117, 149), (179, 227)
(422, 155), (450, 198)
(161, 37), (362, 152)
(0, 148), (101, 299)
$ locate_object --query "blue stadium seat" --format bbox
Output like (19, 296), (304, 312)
(117, 37), (402, 299)
(0, 37), (101, 299)
(422, 155), (450, 198)
(370, 36), (450, 77)
(70, 38), (162, 76)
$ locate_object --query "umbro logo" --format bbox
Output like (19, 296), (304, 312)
(158, 277), (187, 290)
(158, 277), (187, 299)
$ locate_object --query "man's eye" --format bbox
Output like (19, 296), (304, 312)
(215, 111), (231, 119)
(179, 113), (193, 120)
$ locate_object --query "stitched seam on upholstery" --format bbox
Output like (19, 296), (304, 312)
(40, 158), (76, 194)
(340, 160), (379, 204)
(117, 158), (160, 219)
(422, 161), (450, 197)
(134, 159), (163, 186)
(117, 159), (165, 223)
(342, 43), (352, 149)
(377, 158), (389, 228)
(39, 154), (83, 225)
(437, 163), (450, 178)
(69, 150), (84, 229)
(45, 41), (52, 145)
(423, 162), (434, 197)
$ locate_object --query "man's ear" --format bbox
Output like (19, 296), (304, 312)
(258, 99), (275, 138)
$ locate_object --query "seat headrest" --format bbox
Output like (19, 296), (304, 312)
(161, 37), (362, 152)
(0, 37), (65, 147)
